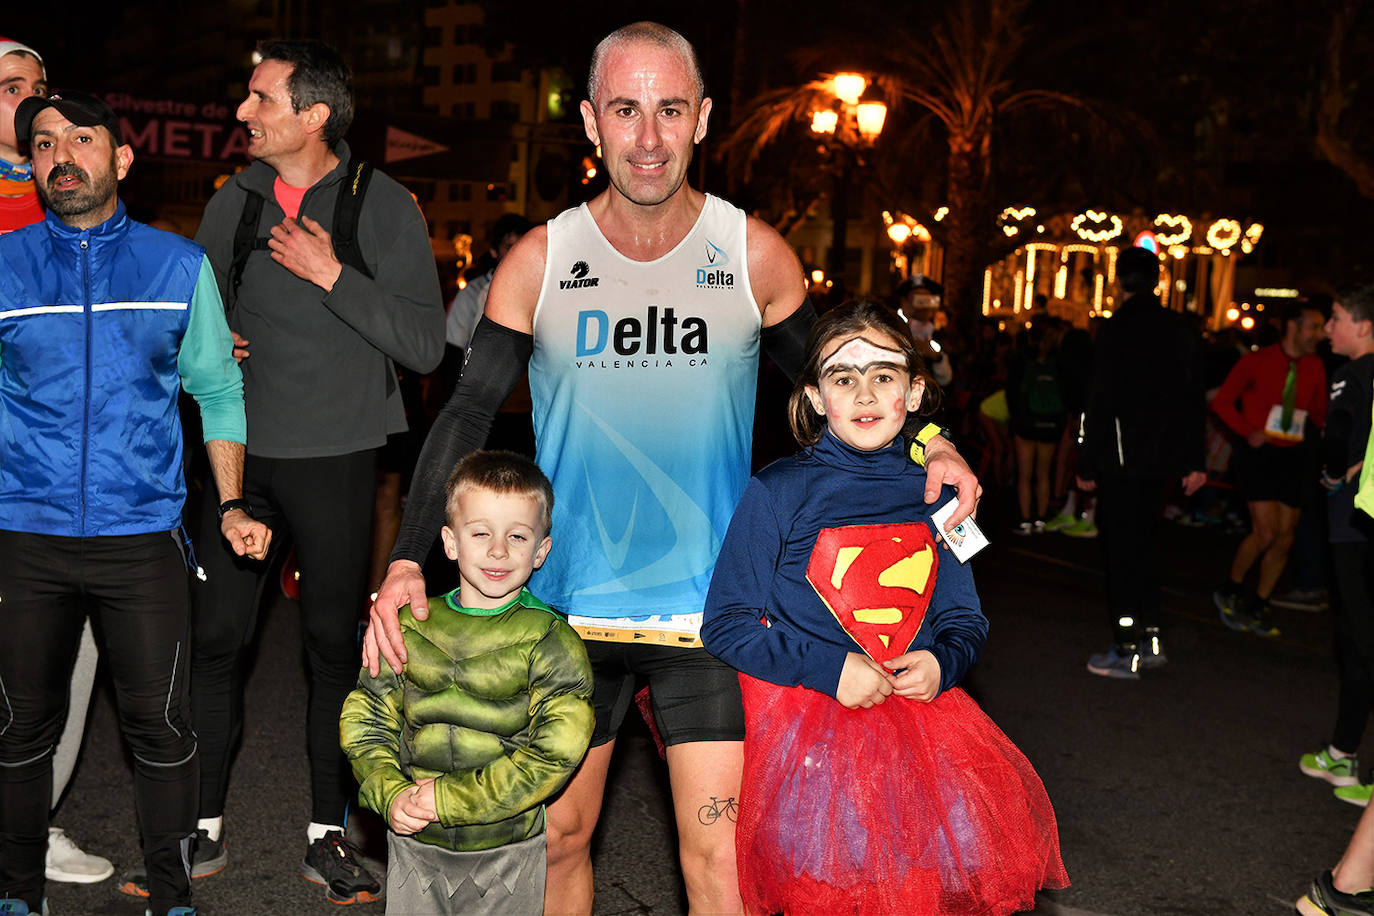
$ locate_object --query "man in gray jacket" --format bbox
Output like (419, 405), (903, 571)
(155, 39), (443, 905)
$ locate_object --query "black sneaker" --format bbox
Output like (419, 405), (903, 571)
(1250, 600), (1281, 638)
(301, 830), (381, 905)
(118, 828), (228, 898)
(1297, 869), (1374, 916)
(1214, 586), (1252, 632)
(1138, 627), (1167, 670)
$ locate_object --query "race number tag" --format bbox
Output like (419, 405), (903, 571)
(1264, 405), (1307, 442)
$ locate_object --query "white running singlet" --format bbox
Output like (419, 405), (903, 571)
(529, 195), (761, 628)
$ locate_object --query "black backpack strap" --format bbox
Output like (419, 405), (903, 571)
(227, 189), (268, 316)
(329, 158), (395, 395)
(331, 158), (374, 279)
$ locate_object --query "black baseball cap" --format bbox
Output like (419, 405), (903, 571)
(16, 90), (121, 146)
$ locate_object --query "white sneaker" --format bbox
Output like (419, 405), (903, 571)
(46, 826), (114, 883)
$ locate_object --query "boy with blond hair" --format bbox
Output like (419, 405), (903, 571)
(341, 450), (593, 914)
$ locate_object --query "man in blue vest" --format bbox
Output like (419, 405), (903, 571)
(0, 90), (267, 916)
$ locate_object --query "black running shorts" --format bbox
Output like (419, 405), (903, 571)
(1232, 442), (1308, 508)
(584, 640), (745, 748)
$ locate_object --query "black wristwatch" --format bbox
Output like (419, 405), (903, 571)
(218, 498), (253, 519)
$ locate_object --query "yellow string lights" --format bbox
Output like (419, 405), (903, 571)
(1206, 219), (1242, 250)
(1072, 210), (1124, 243)
(1153, 214), (1193, 246)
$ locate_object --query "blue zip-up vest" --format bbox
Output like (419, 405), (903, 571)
(0, 202), (206, 537)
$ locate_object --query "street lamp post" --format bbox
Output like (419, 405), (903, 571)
(810, 72), (886, 286)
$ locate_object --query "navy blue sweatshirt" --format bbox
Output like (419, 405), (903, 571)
(702, 431), (987, 699)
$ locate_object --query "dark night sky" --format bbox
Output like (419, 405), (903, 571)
(15, 0), (1374, 284)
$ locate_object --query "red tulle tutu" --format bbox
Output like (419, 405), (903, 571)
(736, 675), (1068, 916)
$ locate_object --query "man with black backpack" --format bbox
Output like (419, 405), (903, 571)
(126, 39), (444, 905)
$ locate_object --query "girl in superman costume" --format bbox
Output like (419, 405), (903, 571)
(702, 302), (1067, 915)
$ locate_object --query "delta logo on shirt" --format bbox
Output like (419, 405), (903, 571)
(574, 304), (710, 369)
(695, 240), (734, 289)
(560, 260), (600, 290)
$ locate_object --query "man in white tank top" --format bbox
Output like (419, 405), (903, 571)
(368, 22), (981, 915)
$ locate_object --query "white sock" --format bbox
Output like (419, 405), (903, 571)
(197, 817), (223, 841)
(1060, 491), (1077, 517)
(307, 822), (344, 843)
(1330, 745), (1354, 760)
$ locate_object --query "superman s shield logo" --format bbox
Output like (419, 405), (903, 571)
(805, 523), (938, 664)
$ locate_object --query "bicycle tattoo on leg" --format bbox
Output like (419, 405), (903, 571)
(698, 796), (738, 825)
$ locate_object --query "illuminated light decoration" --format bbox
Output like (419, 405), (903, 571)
(1106, 246), (1118, 287)
(1072, 209), (1124, 243)
(1256, 304), (1265, 311)
(1134, 231), (1158, 253)
(595, 144), (601, 158)
(1255, 288), (1300, 298)
(882, 211), (894, 225)
(1093, 273), (1104, 311)
(1225, 307), (1240, 322)
(810, 109), (839, 134)
(1193, 246), (1214, 256)
(855, 101), (887, 142)
(811, 269), (825, 284)
(831, 73), (867, 106)
(1168, 245), (1187, 260)
(1206, 219), (1242, 250)
(1175, 279), (1187, 291)
(933, 206), (948, 222)
(1036, 225), (1046, 233)
(1101, 309), (1113, 318)
(1025, 249), (1037, 309)
(1026, 242), (1057, 252)
(911, 223), (931, 242)
(1013, 270), (1024, 312)
(1153, 214), (1193, 245)
(888, 223), (912, 244)
(1240, 240), (1253, 254)
(1245, 223), (1264, 244)
(1241, 316), (1255, 330)
(993, 298), (1002, 309)
(1054, 265), (1068, 299)
(982, 268), (993, 315)
(1060, 244), (1100, 258)
(998, 206), (1037, 238)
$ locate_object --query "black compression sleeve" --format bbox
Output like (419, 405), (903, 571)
(760, 298), (818, 383)
(389, 315), (533, 564)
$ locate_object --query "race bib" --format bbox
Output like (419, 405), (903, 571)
(1265, 404), (1307, 442)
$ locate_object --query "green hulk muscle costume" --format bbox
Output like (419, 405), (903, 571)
(340, 588), (594, 852)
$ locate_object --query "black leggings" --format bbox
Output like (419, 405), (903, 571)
(0, 529), (197, 913)
(1331, 540), (1374, 753)
(192, 450), (375, 827)
(1097, 475), (1167, 646)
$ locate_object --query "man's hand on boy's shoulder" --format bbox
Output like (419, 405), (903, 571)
(365, 559), (431, 677)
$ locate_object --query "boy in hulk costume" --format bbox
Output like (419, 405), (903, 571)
(341, 451), (593, 914)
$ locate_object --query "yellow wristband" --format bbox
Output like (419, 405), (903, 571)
(908, 423), (945, 467)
